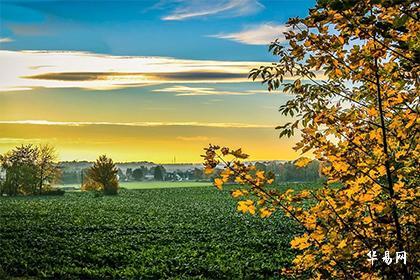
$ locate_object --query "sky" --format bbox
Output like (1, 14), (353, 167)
(0, 0), (315, 163)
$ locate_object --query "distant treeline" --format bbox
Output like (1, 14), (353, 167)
(59, 165), (207, 184)
(59, 160), (322, 184)
(264, 160), (321, 182)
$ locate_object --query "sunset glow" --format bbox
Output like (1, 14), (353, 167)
(0, 0), (314, 162)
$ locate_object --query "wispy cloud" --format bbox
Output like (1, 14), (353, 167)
(0, 50), (267, 91)
(176, 136), (210, 141)
(24, 71), (246, 82)
(210, 23), (288, 45)
(153, 85), (257, 96)
(0, 120), (273, 128)
(0, 138), (44, 144)
(0, 37), (14, 43)
(162, 0), (263, 21)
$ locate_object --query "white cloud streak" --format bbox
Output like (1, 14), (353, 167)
(0, 120), (274, 128)
(0, 37), (14, 43)
(210, 23), (289, 45)
(0, 50), (267, 91)
(162, 0), (263, 21)
(175, 136), (210, 141)
(153, 85), (257, 96)
(0, 138), (44, 144)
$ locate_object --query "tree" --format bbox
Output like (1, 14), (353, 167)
(203, 1), (418, 279)
(0, 145), (38, 195)
(126, 168), (133, 180)
(153, 165), (166, 181)
(193, 168), (204, 180)
(255, 162), (267, 173)
(83, 155), (119, 195)
(0, 144), (60, 196)
(132, 168), (145, 181)
(36, 144), (60, 194)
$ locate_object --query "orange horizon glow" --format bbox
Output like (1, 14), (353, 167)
(0, 122), (302, 163)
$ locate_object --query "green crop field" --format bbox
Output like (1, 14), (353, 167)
(58, 181), (212, 191)
(0, 183), (317, 279)
(121, 181), (212, 189)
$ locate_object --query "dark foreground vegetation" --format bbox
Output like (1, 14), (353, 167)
(0, 183), (317, 279)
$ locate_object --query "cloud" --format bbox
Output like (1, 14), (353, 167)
(0, 138), (44, 144)
(210, 23), (288, 45)
(162, 0), (263, 21)
(153, 85), (257, 96)
(0, 50), (266, 91)
(0, 37), (14, 43)
(176, 136), (210, 141)
(25, 71), (246, 82)
(0, 87), (32, 92)
(9, 23), (52, 36)
(0, 120), (274, 128)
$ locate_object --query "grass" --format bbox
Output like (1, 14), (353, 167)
(0, 183), (317, 279)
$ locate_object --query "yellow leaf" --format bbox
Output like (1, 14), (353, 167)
(291, 235), (311, 250)
(237, 200), (255, 215)
(334, 68), (342, 76)
(204, 166), (213, 175)
(310, 230), (325, 242)
(231, 189), (244, 198)
(363, 216), (372, 224)
(378, 166), (387, 176)
(260, 208), (273, 218)
(256, 170), (265, 179)
(237, 202), (248, 213)
(337, 239), (346, 249)
(234, 176), (245, 184)
(214, 178), (223, 190)
(367, 107), (377, 116)
(395, 150), (405, 159)
(299, 190), (311, 199)
(295, 157), (312, 168)
(321, 244), (333, 254)
(332, 161), (350, 172)
(359, 193), (374, 203)
(394, 181), (404, 192)
(248, 205), (256, 215)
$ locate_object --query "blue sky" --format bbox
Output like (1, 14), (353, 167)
(0, 0), (315, 162)
(0, 0), (314, 60)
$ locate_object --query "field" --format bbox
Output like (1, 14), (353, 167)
(0, 183), (315, 279)
(59, 181), (212, 191)
(121, 181), (211, 189)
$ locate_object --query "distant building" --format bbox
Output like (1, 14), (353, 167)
(144, 174), (154, 181)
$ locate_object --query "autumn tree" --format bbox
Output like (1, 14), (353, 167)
(83, 155), (119, 195)
(203, 0), (419, 279)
